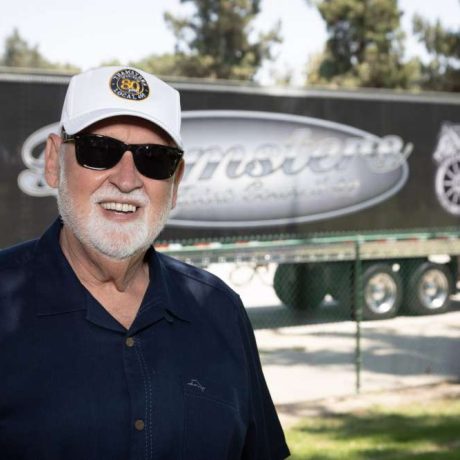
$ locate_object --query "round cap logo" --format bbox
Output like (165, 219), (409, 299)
(110, 69), (149, 101)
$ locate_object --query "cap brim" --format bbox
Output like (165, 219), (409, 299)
(61, 108), (183, 149)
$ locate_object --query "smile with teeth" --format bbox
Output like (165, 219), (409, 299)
(100, 202), (138, 213)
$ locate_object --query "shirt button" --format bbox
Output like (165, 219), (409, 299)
(134, 419), (145, 431)
(125, 337), (135, 347)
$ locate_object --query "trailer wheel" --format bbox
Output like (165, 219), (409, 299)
(406, 263), (453, 315)
(273, 263), (323, 310)
(435, 155), (460, 215)
(360, 264), (403, 320)
(273, 264), (305, 309)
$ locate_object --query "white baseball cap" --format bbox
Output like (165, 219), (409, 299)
(59, 66), (183, 148)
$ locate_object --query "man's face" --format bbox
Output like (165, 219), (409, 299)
(45, 116), (184, 259)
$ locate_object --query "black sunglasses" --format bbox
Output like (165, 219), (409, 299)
(62, 131), (184, 180)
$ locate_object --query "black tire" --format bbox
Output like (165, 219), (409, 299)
(324, 262), (353, 312)
(273, 263), (324, 310)
(273, 263), (308, 310)
(359, 264), (403, 320)
(406, 262), (453, 315)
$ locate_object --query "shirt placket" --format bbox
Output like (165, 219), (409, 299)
(123, 332), (154, 460)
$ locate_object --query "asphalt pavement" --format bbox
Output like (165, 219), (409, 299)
(207, 263), (460, 426)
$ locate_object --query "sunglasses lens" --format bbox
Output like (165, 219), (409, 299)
(73, 135), (182, 179)
(75, 136), (122, 170)
(134, 145), (182, 180)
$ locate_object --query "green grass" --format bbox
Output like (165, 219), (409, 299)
(285, 396), (460, 460)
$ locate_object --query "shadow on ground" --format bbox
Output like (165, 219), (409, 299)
(254, 300), (460, 385)
(247, 298), (460, 330)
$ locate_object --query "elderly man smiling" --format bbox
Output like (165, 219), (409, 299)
(0, 67), (289, 460)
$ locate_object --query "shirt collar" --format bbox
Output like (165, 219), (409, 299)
(145, 248), (192, 322)
(33, 218), (192, 329)
(34, 218), (87, 316)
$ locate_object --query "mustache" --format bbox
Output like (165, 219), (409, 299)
(90, 186), (150, 207)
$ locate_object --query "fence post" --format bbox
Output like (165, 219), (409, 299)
(354, 238), (363, 394)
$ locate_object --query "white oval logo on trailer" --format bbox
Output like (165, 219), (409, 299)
(170, 111), (411, 227)
(19, 111), (412, 227)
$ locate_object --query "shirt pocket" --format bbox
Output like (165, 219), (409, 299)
(182, 377), (246, 460)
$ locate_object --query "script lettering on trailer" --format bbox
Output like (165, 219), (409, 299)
(18, 111), (413, 228)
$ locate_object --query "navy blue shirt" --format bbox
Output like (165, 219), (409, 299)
(0, 219), (290, 459)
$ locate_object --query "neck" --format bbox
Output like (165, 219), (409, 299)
(59, 224), (149, 292)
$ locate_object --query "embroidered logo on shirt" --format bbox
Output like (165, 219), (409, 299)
(187, 379), (206, 392)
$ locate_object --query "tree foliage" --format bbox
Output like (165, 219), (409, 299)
(130, 53), (204, 79)
(1, 29), (79, 72)
(413, 10), (460, 92)
(162, 0), (281, 80)
(307, 0), (420, 89)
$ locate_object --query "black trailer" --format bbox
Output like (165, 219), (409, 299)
(1, 69), (459, 320)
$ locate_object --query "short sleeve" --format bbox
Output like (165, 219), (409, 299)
(236, 296), (290, 459)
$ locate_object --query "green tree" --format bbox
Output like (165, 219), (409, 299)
(162, 0), (281, 81)
(307, 0), (420, 89)
(129, 54), (186, 78)
(413, 11), (460, 92)
(1, 28), (79, 72)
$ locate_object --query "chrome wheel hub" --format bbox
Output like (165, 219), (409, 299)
(365, 273), (397, 314)
(419, 269), (449, 310)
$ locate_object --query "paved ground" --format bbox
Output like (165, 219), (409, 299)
(254, 311), (460, 427)
(255, 310), (460, 401)
(207, 263), (460, 429)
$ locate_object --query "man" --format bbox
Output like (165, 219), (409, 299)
(0, 66), (290, 459)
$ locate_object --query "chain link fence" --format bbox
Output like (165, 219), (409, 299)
(204, 235), (460, 399)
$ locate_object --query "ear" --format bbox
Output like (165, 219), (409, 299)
(171, 160), (185, 210)
(44, 133), (62, 189)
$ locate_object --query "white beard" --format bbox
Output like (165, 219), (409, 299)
(57, 166), (172, 260)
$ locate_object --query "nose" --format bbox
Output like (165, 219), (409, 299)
(108, 150), (143, 192)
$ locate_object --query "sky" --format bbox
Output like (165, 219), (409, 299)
(0, 0), (458, 85)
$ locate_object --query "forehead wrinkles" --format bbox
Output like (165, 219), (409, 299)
(86, 117), (173, 146)
(97, 128), (168, 146)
